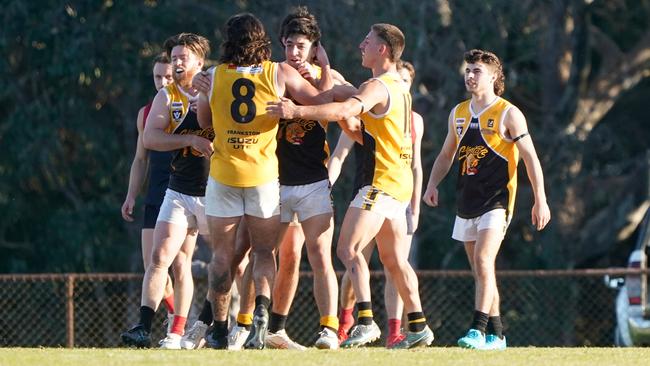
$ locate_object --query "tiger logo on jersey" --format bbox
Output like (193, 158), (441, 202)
(279, 119), (318, 146)
(459, 145), (488, 176)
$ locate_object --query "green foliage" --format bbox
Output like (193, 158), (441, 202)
(1, 0), (649, 272)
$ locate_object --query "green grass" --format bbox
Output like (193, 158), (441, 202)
(1, 347), (649, 366)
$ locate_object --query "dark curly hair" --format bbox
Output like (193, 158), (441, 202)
(219, 13), (272, 65)
(278, 6), (321, 44)
(464, 49), (505, 96)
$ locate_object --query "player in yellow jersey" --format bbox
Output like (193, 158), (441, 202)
(268, 24), (433, 349)
(422, 49), (551, 350)
(194, 13), (332, 350)
(328, 61), (424, 347)
(121, 52), (176, 335)
(121, 33), (213, 349)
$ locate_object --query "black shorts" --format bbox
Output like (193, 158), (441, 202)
(143, 204), (161, 229)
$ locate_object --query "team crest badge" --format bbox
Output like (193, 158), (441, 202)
(487, 119), (494, 128)
(172, 109), (182, 122)
(456, 126), (463, 136)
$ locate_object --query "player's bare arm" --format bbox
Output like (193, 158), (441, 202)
(327, 132), (355, 185)
(314, 43), (333, 91)
(409, 111), (424, 230)
(192, 70), (213, 129)
(143, 89), (213, 156)
(121, 106), (149, 222)
(503, 105), (551, 231)
(267, 78), (386, 124)
(277, 62), (333, 107)
(422, 111), (457, 207)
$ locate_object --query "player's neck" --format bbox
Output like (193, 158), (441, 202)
(177, 77), (199, 97)
(470, 91), (498, 113)
(371, 59), (396, 77)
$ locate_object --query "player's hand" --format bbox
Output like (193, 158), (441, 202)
(190, 135), (214, 157)
(192, 71), (211, 95)
(422, 185), (439, 207)
(296, 62), (317, 85)
(121, 197), (136, 222)
(531, 200), (551, 231)
(267, 97), (298, 119)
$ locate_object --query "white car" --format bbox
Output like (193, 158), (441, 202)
(606, 208), (650, 346)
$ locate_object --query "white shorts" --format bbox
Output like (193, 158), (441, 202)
(452, 208), (510, 242)
(205, 177), (280, 219)
(157, 189), (209, 235)
(350, 185), (409, 220)
(280, 179), (333, 223)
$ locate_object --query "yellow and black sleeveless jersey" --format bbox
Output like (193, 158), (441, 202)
(208, 61), (280, 187)
(452, 97), (518, 219)
(276, 64), (329, 186)
(357, 72), (413, 202)
(162, 83), (213, 197)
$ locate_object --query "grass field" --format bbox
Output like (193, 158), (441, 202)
(1, 347), (648, 366)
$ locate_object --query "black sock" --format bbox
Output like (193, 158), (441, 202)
(407, 311), (426, 332)
(138, 306), (155, 333)
(212, 320), (228, 338)
(268, 312), (288, 333)
(198, 299), (213, 324)
(255, 295), (271, 310)
(470, 310), (489, 334)
(487, 316), (504, 338)
(357, 301), (373, 326)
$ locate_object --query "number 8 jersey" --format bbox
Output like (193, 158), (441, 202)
(207, 61), (280, 187)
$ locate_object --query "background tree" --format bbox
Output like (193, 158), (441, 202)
(1, 0), (648, 273)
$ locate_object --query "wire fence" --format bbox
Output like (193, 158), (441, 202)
(0, 269), (639, 348)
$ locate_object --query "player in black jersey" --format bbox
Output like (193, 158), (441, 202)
(423, 49), (550, 350)
(121, 33), (213, 349)
(261, 6), (346, 350)
(121, 52), (175, 333)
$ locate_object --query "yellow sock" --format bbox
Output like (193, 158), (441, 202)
(237, 313), (253, 326)
(320, 315), (339, 331)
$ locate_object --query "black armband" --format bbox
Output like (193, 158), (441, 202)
(350, 96), (364, 114)
(513, 132), (529, 142)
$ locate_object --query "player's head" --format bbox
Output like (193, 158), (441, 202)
(220, 13), (272, 66)
(359, 24), (404, 68)
(152, 52), (173, 91)
(163, 33), (209, 87)
(463, 49), (505, 96)
(397, 60), (415, 90)
(279, 6), (321, 69)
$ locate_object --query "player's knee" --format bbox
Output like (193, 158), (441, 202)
(336, 246), (355, 264)
(474, 256), (495, 278)
(150, 249), (173, 269)
(170, 257), (188, 279)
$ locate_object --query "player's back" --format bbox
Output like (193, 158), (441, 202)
(208, 61), (280, 187)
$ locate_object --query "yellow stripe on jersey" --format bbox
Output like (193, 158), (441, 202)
(360, 73), (414, 202)
(453, 97), (519, 217)
(164, 83), (191, 133)
(208, 61), (280, 187)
